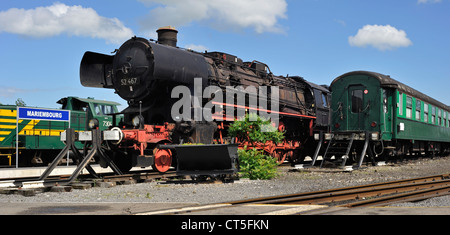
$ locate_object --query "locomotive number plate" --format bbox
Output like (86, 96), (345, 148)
(120, 77), (140, 86)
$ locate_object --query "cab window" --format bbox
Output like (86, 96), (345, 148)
(321, 92), (328, 108)
(93, 104), (115, 115)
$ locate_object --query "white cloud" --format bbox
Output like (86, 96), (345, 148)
(0, 87), (27, 98)
(138, 0), (287, 34)
(0, 3), (134, 44)
(417, 0), (442, 4)
(184, 44), (209, 52)
(348, 24), (413, 51)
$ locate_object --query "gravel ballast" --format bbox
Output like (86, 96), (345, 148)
(1, 156), (449, 207)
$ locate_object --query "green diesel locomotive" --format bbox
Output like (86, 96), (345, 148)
(320, 71), (450, 169)
(0, 97), (120, 167)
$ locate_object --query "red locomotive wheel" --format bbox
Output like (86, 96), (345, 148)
(272, 150), (286, 164)
(153, 149), (172, 173)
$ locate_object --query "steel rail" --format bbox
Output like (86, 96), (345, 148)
(135, 174), (450, 215)
(101, 170), (177, 183)
(256, 179), (450, 206)
(341, 184), (450, 208)
(228, 174), (450, 206)
(0, 168), (177, 188)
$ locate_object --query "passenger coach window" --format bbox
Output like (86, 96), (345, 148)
(424, 103), (429, 123)
(432, 107), (436, 124)
(351, 90), (363, 113)
(416, 100), (421, 121)
(445, 112), (448, 127)
(438, 109), (442, 126)
(406, 96), (412, 119)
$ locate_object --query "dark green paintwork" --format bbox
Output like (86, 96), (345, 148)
(0, 97), (121, 150)
(330, 72), (450, 143)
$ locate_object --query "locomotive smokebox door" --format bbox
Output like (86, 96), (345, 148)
(174, 144), (238, 177)
(80, 51), (114, 88)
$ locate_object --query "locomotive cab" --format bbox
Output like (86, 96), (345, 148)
(57, 96), (121, 130)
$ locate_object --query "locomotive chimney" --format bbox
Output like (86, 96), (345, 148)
(157, 26), (178, 47)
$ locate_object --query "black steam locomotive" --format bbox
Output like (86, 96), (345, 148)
(80, 26), (330, 173)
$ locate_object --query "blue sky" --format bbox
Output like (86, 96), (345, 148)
(0, 0), (449, 110)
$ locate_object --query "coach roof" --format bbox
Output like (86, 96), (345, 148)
(331, 71), (450, 111)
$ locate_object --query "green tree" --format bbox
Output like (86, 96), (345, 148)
(15, 98), (26, 106)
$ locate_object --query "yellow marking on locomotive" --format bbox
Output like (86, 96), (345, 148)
(0, 125), (16, 129)
(0, 109), (20, 136)
(0, 129), (10, 142)
(0, 109), (17, 117)
(0, 118), (66, 143)
(0, 119), (23, 123)
(18, 120), (40, 135)
(20, 129), (64, 136)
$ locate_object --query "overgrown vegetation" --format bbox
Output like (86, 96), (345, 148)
(237, 146), (278, 180)
(228, 113), (284, 180)
(228, 113), (284, 145)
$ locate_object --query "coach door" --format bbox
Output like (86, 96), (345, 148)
(348, 85), (368, 130)
(381, 89), (393, 139)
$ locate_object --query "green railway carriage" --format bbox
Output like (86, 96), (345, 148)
(324, 71), (450, 168)
(0, 97), (121, 167)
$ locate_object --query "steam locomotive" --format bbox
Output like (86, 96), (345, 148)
(80, 26), (331, 174)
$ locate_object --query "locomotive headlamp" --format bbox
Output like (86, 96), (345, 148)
(88, 119), (99, 129)
(132, 115), (144, 128)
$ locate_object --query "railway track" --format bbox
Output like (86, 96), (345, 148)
(231, 173), (450, 207)
(0, 168), (178, 189)
(142, 173), (450, 215)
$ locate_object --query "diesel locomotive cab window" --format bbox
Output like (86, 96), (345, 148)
(351, 89), (363, 113)
(94, 104), (115, 115)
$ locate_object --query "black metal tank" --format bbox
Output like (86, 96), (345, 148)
(80, 28), (209, 104)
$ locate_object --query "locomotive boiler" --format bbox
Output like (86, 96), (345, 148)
(79, 26), (330, 174)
